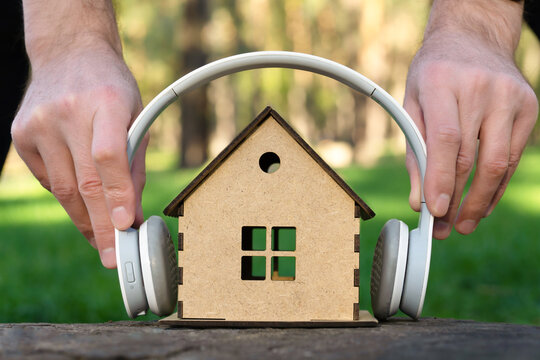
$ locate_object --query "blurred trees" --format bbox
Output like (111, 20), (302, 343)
(178, 0), (209, 168)
(116, 0), (540, 168)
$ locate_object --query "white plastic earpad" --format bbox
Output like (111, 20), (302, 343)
(400, 225), (430, 319)
(370, 219), (409, 320)
(139, 216), (178, 316)
(115, 228), (149, 318)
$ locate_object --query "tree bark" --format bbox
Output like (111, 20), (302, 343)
(179, 0), (209, 168)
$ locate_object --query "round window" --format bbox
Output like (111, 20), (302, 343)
(259, 152), (280, 173)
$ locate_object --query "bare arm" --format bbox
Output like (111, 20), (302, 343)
(12, 0), (147, 268)
(405, 0), (538, 239)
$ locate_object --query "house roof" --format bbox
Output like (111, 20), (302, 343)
(163, 106), (375, 220)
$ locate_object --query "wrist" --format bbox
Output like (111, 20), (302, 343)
(26, 35), (123, 71)
(424, 0), (524, 57)
(23, 0), (123, 69)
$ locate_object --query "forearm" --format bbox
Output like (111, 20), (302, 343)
(425, 0), (524, 57)
(23, 0), (122, 68)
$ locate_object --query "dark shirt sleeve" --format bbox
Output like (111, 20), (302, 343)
(524, 0), (540, 39)
(0, 0), (30, 173)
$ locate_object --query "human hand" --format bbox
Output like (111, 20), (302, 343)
(404, 0), (538, 240)
(11, 43), (147, 268)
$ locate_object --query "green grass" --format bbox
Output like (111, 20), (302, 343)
(1, 148), (539, 324)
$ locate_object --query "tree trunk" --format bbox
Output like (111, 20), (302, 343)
(179, 0), (209, 168)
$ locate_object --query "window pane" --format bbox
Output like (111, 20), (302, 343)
(241, 256), (266, 280)
(242, 226), (266, 251)
(271, 227), (296, 251)
(271, 256), (295, 281)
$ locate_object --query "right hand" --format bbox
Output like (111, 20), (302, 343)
(11, 44), (148, 268)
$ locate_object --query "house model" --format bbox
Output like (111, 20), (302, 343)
(162, 106), (377, 326)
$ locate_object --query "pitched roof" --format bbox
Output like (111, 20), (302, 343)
(163, 106), (375, 220)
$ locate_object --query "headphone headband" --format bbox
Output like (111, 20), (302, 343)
(126, 51), (433, 318)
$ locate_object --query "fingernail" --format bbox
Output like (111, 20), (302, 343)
(112, 206), (131, 229)
(434, 194), (450, 216)
(458, 219), (477, 234)
(434, 221), (450, 235)
(100, 247), (116, 269)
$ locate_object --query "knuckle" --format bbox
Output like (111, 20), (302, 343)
(81, 229), (95, 241)
(507, 153), (521, 170)
(96, 85), (122, 105)
(433, 125), (461, 146)
(56, 94), (79, 114)
(93, 226), (114, 247)
(483, 159), (508, 178)
(22, 104), (50, 131)
(78, 177), (103, 200)
(455, 152), (474, 176)
(10, 121), (25, 143)
(37, 175), (52, 192)
(102, 182), (131, 202)
(523, 88), (539, 119)
(467, 70), (490, 94)
(494, 74), (516, 92)
(419, 61), (452, 86)
(51, 182), (78, 202)
(136, 172), (147, 189)
(92, 145), (119, 166)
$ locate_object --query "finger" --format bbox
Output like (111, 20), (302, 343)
(455, 109), (514, 234)
(11, 142), (51, 191)
(35, 140), (96, 248)
(11, 119), (51, 191)
(66, 129), (117, 268)
(484, 92), (538, 216)
(406, 145), (421, 212)
(403, 95), (425, 212)
(433, 91), (484, 239)
(91, 98), (136, 231)
(419, 88), (461, 218)
(70, 154), (117, 268)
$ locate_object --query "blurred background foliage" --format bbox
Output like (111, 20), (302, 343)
(0, 0), (539, 324)
(115, 0), (540, 168)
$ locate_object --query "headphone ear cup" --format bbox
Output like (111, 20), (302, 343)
(399, 227), (429, 319)
(139, 216), (178, 317)
(115, 228), (149, 318)
(370, 219), (409, 320)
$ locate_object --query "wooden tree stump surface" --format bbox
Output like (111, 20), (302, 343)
(1, 318), (539, 359)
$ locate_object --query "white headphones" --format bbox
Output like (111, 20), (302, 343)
(115, 51), (434, 321)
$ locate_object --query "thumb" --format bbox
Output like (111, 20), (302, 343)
(92, 100), (137, 230)
(403, 94), (425, 212)
(406, 144), (422, 212)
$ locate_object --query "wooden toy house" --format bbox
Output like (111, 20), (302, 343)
(162, 106), (377, 326)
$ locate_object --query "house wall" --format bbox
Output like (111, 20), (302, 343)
(178, 116), (361, 321)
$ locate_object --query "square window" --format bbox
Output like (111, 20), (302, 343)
(242, 227), (266, 251)
(271, 227), (296, 251)
(241, 256), (266, 280)
(271, 256), (295, 281)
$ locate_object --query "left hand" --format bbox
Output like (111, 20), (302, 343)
(404, 26), (538, 240)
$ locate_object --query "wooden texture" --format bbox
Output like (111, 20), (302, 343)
(176, 112), (364, 321)
(3, 319), (539, 359)
(161, 310), (376, 327)
(163, 107), (374, 220)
